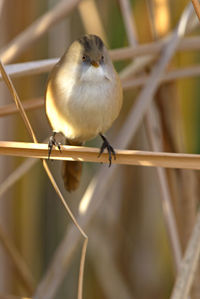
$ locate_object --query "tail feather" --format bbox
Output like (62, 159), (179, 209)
(62, 140), (82, 192)
(62, 160), (82, 192)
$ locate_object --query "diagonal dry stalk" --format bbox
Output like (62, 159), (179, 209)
(0, 158), (37, 199)
(0, 98), (43, 117)
(0, 225), (35, 294)
(170, 208), (200, 299)
(0, 0), (82, 64)
(120, 0), (182, 273)
(115, 4), (193, 150)
(89, 227), (134, 299)
(33, 3), (194, 298)
(119, 5), (198, 80)
(191, 0), (200, 21)
(145, 109), (182, 270)
(0, 61), (88, 299)
(122, 64), (200, 88)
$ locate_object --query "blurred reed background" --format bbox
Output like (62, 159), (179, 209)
(0, 0), (200, 298)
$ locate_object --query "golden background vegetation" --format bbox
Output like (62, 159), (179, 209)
(0, 0), (200, 298)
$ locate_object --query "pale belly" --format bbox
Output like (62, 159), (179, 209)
(46, 76), (122, 142)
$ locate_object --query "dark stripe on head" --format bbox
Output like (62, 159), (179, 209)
(78, 35), (91, 51)
(94, 35), (103, 50)
(78, 34), (104, 52)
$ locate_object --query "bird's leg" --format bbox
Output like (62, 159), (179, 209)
(48, 131), (61, 159)
(98, 133), (116, 167)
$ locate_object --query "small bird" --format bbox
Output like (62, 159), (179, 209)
(45, 34), (123, 192)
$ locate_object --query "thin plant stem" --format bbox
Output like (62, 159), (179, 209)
(0, 60), (87, 299)
(191, 0), (200, 21)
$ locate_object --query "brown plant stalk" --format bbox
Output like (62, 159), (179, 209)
(0, 140), (200, 171)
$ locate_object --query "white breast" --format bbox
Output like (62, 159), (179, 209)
(46, 64), (122, 142)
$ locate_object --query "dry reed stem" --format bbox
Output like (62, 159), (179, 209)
(115, 3), (193, 149)
(90, 228), (134, 299)
(0, 62), (87, 299)
(0, 98), (43, 117)
(0, 225), (35, 294)
(122, 0), (182, 273)
(191, 0), (200, 21)
(2, 59), (57, 80)
(0, 0), (197, 67)
(0, 0), (81, 64)
(123, 64), (200, 89)
(77, 238), (88, 299)
(118, 0), (138, 45)
(119, 6), (197, 80)
(170, 209), (200, 299)
(0, 158), (37, 198)
(0, 62), (37, 142)
(1, 141), (200, 170)
(145, 109), (182, 271)
(34, 4), (194, 296)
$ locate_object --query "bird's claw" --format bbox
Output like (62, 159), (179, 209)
(48, 132), (62, 160)
(98, 134), (116, 167)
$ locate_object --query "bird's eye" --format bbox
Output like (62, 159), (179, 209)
(82, 56), (86, 61)
(101, 55), (104, 60)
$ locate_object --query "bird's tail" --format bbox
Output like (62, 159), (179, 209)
(61, 140), (82, 192)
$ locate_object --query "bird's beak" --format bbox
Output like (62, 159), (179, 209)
(91, 61), (99, 68)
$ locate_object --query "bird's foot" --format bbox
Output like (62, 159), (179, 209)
(98, 133), (116, 167)
(48, 131), (61, 159)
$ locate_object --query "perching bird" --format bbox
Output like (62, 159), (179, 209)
(45, 34), (123, 192)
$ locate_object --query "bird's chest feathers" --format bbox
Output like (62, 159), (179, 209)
(58, 66), (113, 113)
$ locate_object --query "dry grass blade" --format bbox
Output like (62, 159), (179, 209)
(0, 61), (87, 299)
(119, 0), (138, 45)
(33, 4), (194, 296)
(145, 110), (182, 271)
(41, 162), (88, 299)
(77, 238), (88, 299)
(0, 158), (37, 198)
(0, 225), (35, 294)
(122, 0), (181, 273)
(170, 209), (200, 299)
(1, 59), (57, 80)
(123, 64), (200, 89)
(0, 98), (43, 117)
(0, 61), (37, 142)
(111, 36), (200, 60)
(90, 228), (134, 299)
(120, 4), (196, 79)
(117, 3), (193, 149)
(191, 0), (200, 21)
(0, 0), (81, 64)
